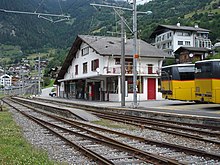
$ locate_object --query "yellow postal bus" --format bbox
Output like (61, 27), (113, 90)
(195, 59), (220, 104)
(161, 64), (195, 101)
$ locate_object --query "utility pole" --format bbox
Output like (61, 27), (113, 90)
(38, 54), (41, 95)
(133, 0), (138, 108)
(3, 67), (6, 96)
(21, 66), (24, 95)
(91, 2), (151, 108)
(121, 17), (125, 107)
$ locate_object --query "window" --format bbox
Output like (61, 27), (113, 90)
(167, 33), (170, 39)
(185, 41), (191, 46)
(183, 32), (191, 36)
(195, 62), (212, 78)
(126, 76), (143, 93)
(115, 58), (120, 65)
(178, 41), (183, 45)
(177, 31), (191, 36)
(177, 32), (183, 36)
(148, 64), (153, 74)
(125, 59), (133, 74)
(82, 47), (89, 56)
(162, 43), (166, 49)
(91, 59), (99, 71)
(178, 66), (195, 80)
(75, 65), (78, 75)
(83, 62), (87, 74)
(107, 77), (118, 93)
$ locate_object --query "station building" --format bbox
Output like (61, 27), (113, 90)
(55, 35), (170, 101)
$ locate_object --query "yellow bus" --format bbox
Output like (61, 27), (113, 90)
(195, 59), (220, 104)
(161, 64), (195, 101)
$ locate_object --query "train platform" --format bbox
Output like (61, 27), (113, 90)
(39, 95), (220, 119)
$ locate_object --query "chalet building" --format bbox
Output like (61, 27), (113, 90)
(150, 23), (212, 57)
(174, 47), (210, 63)
(55, 35), (170, 101)
(0, 74), (12, 87)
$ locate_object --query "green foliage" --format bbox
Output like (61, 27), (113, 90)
(0, 111), (58, 164)
(163, 58), (176, 66)
(43, 77), (52, 87)
(206, 53), (220, 59)
(0, 0), (219, 64)
(0, 44), (23, 66)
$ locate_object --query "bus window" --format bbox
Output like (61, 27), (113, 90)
(178, 66), (195, 80)
(195, 62), (212, 78)
(161, 68), (172, 80)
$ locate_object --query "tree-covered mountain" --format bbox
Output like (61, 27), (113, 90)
(0, 0), (219, 53)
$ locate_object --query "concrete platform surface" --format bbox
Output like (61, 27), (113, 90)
(40, 96), (220, 119)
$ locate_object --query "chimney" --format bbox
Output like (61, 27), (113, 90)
(177, 23), (180, 27)
(195, 24), (199, 28)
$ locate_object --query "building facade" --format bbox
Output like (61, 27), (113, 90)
(150, 23), (212, 56)
(174, 47), (210, 63)
(0, 74), (12, 87)
(55, 35), (170, 102)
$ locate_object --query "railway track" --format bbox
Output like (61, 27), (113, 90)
(3, 97), (220, 164)
(30, 97), (220, 144)
(4, 98), (182, 165)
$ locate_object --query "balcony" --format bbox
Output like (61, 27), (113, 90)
(103, 65), (160, 75)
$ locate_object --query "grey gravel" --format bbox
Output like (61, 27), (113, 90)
(8, 107), (95, 165)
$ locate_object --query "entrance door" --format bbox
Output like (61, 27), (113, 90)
(94, 82), (100, 101)
(147, 78), (156, 100)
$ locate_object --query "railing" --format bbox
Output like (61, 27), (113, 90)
(104, 65), (160, 75)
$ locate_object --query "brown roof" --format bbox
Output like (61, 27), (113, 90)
(174, 46), (211, 54)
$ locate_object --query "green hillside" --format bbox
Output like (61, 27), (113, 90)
(0, 0), (219, 67)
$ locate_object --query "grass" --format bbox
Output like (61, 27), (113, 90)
(92, 119), (137, 130)
(0, 107), (58, 165)
(0, 44), (21, 57)
(185, 8), (220, 19)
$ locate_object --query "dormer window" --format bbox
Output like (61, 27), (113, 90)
(82, 47), (89, 56)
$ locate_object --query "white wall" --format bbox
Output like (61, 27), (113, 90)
(61, 40), (164, 101)
(173, 32), (193, 52)
(64, 42), (107, 80)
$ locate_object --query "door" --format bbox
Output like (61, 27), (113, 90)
(148, 78), (156, 100)
(94, 82), (100, 101)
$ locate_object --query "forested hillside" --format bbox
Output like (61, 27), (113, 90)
(138, 0), (220, 42)
(0, 0), (219, 65)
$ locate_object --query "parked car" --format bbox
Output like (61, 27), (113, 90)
(49, 91), (56, 97)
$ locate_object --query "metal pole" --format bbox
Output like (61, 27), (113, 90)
(38, 54), (41, 95)
(21, 66), (24, 95)
(133, 0), (138, 108)
(121, 17), (125, 107)
(3, 67), (5, 96)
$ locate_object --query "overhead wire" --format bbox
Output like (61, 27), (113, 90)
(34, 0), (45, 13)
(58, 0), (64, 15)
